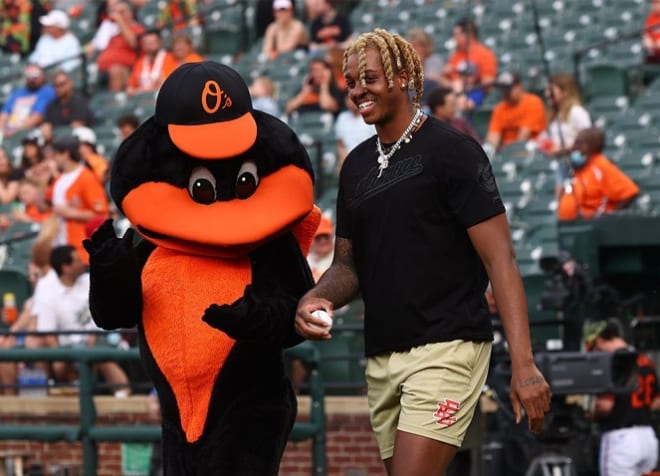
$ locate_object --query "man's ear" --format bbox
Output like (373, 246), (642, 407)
(397, 70), (410, 89)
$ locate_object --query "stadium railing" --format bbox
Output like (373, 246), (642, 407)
(0, 342), (326, 476)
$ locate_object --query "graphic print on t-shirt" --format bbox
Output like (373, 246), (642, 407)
(352, 153), (423, 207)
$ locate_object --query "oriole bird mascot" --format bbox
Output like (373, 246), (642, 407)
(83, 62), (321, 475)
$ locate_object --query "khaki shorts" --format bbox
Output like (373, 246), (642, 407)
(366, 340), (491, 460)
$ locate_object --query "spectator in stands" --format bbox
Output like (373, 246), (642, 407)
(261, 0), (309, 60)
(454, 62), (487, 111)
(12, 178), (51, 223)
(558, 127), (640, 220)
(483, 72), (546, 153)
(325, 45), (347, 92)
(34, 245), (131, 396)
(285, 57), (344, 116)
(47, 136), (109, 265)
(407, 27), (446, 86)
(307, 0), (353, 52)
(0, 147), (21, 204)
(72, 126), (109, 184)
(584, 319), (660, 476)
(335, 94), (375, 167)
(307, 214), (334, 282)
(537, 73), (592, 197)
(127, 29), (177, 96)
(115, 113), (140, 140)
(0, 63), (56, 139)
(85, 0), (145, 92)
(0, 217), (57, 395)
(42, 70), (95, 142)
(0, 0), (48, 56)
(28, 10), (81, 72)
(426, 86), (480, 142)
(249, 76), (280, 116)
(443, 17), (497, 101)
(643, 0), (660, 64)
(537, 73), (592, 157)
(156, 0), (201, 32)
(170, 32), (204, 67)
(18, 133), (57, 187)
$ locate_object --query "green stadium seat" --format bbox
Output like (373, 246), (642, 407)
(466, 106), (493, 141)
(583, 63), (629, 101)
(202, 6), (245, 57)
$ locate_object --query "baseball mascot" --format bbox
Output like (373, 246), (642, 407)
(83, 62), (321, 475)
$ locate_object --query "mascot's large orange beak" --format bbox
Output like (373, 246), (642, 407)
(122, 165), (314, 258)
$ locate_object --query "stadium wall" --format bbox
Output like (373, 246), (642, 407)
(0, 395), (385, 476)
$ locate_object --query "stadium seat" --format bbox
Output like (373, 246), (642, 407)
(202, 5), (245, 57)
(583, 63), (630, 101)
(466, 106), (493, 141)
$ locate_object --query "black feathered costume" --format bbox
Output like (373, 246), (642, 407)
(83, 62), (321, 475)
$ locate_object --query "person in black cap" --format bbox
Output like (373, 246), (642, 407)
(483, 71), (546, 154)
(585, 319), (660, 476)
(84, 60), (322, 475)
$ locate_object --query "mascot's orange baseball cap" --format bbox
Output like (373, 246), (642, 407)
(154, 61), (257, 159)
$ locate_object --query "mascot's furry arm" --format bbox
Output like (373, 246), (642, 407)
(203, 230), (313, 348)
(83, 221), (155, 330)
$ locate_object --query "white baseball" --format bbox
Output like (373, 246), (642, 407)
(310, 310), (333, 330)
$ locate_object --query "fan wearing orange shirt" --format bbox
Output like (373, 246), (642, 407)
(643, 0), (660, 64)
(558, 128), (639, 221)
(127, 29), (177, 96)
(483, 72), (546, 152)
(171, 33), (205, 67)
(47, 136), (109, 265)
(444, 17), (497, 94)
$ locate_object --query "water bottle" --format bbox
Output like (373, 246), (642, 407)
(2, 292), (18, 325)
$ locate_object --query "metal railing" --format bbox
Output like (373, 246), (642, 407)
(0, 342), (327, 476)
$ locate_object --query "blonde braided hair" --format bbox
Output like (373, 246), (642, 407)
(343, 28), (425, 108)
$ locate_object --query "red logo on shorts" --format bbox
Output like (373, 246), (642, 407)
(433, 398), (460, 427)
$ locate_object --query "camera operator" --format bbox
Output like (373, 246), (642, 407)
(585, 319), (660, 476)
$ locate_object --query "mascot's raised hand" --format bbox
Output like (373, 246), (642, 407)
(84, 62), (320, 476)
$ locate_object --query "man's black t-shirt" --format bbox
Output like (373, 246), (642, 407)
(336, 116), (504, 356)
(45, 93), (95, 127)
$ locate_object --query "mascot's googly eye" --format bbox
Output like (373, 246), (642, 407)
(235, 161), (259, 199)
(189, 166), (217, 204)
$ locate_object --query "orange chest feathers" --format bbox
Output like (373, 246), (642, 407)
(141, 247), (251, 443)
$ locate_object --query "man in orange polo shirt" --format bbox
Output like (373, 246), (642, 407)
(47, 136), (109, 265)
(558, 128), (639, 220)
(483, 72), (546, 152)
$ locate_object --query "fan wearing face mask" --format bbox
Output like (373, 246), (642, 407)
(558, 127), (639, 221)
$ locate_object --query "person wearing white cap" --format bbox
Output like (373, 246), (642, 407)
(261, 0), (309, 60)
(29, 10), (81, 72)
(72, 127), (109, 184)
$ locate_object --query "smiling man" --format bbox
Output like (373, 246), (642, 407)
(295, 28), (551, 476)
